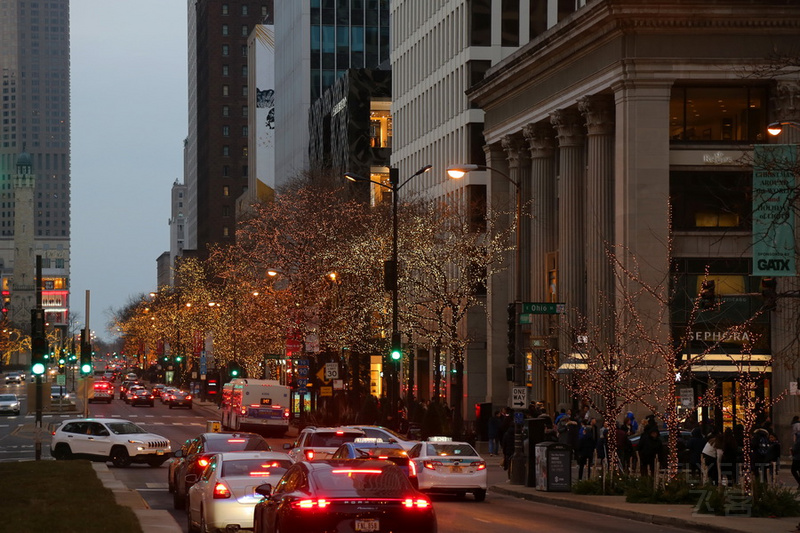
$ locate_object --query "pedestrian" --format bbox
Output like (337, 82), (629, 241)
(626, 411), (640, 435)
(501, 424), (515, 478)
(767, 432), (781, 482)
(615, 422), (633, 473)
(687, 426), (705, 477)
(638, 426), (664, 477)
(596, 420), (609, 470)
(487, 410), (502, 457)
(792, 415), (800, 439)
(577, 421), (596, 480)
(791, 434), (800, 489)
(702, 430), (723, 485)
(720, 428), (738, 485)
(751, 427), (771, 483)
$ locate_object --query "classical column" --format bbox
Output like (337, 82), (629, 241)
(503, 134), (531, 299)
(579, 94), (616, 346)
(523, 121), (557, 409)
(551, 107), (586, 334)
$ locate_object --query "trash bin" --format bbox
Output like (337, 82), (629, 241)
(534, 441), (572, 491)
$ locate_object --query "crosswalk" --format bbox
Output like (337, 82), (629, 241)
(0, 413), (207, 429)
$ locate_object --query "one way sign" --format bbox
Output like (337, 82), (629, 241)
(511, 387), (528, 409)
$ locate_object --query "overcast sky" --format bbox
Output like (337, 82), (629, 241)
(70, 1), (187, 340)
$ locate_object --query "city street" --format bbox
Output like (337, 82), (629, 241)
(0, 379), (698, 533)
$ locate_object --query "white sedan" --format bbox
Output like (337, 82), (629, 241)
(186, 451), (293, 533)
(408, 437), (488, 501)
(344, 424), (420, 451)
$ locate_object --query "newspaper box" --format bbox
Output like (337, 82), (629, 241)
(534, 441), (572, 492)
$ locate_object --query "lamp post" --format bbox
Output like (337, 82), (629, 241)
(447, 163), (527, 485)
(344, 165), (432, 415)
(767, 120), (800, 136)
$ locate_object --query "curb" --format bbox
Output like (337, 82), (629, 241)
(92, 463), (182, 533)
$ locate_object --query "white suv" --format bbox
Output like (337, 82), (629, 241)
(50, 417), (172, 467)
(283, 426), (364, 462)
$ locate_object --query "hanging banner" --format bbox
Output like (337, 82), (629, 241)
(753, 144), (797, 276)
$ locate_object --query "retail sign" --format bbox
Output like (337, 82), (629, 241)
(753, 144), (796, 276)
(679, 388), (694, 408)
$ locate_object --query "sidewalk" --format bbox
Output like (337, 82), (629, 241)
(490, 472), (800, 533)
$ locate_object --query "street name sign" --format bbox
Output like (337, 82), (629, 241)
(521, 302), (566, 315)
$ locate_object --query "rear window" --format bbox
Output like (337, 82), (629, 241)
(311, 465), (412, 497)
(309, 432), (362, 448)
(354, 447), (407, 458)
(221, 458), (292, 478)
(426, 443), (478, 457)
(207, 436), (271, 452)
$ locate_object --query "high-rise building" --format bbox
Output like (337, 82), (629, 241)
(275, 0), (391, 187)
(187, 1), (274, 259)
(0, 0), (71, 338)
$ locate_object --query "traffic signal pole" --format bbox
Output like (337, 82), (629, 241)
(33, 255), (44, 461)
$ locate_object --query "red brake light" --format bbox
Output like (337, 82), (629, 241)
(213, 482), (231, 499)
(292, 499), (329, 510)
(403, 498), (431, 509)
(472, 460), (486, 471)
(305, 450), (315, 461)
(197, 457), (211, 468)
(227, 439), (246, 443)
(409, 460), (417, 477)
(185, 395), (191, 400)
(283, 409), (290, 418)
(423, 460), (442, 470)
(336, 431), (344, 435)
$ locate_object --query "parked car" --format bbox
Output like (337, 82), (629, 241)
(170, 431), (272, 509)
(253, 460), (436, 533)
(0, 394), (21, 415)
(168, 390), (193, 409)
(50, 418), (171, 467)
(187, 451), (293, 533)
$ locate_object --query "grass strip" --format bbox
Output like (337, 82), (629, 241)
(0, 460), (142, 533)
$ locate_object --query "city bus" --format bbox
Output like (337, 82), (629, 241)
(220, 379), (290, 436)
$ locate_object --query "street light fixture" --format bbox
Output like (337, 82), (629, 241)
(767, 121), (800, 136)
(344, 165), (432, 410)
(447, 163), (527, 485)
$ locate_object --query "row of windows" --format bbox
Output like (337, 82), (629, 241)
(221, 44), (248, 57)
(221, 85), (248, 97)
(221, 24), (251, 37)
(222, 64), (248, 77)
(222, 105), (248, 117)
(0, 229), (69, 237)
(221, 145), (248, 158)
(221, 4), (268, 17)
(221, 125), (248, 137)
(221, 165), (248, 178)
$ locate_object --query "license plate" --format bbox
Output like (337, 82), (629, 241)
(355, 519), (379, 532)
(156, 450), (164, 455)
(450, 465), (462, 473)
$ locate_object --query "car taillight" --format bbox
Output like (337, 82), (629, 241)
(185, 395), (192, 400)
(305, 449), (315, 461)
(213, 482), (231, 499)
(423, 460), (442, 470)
(409, 460), (417, 477)
(292, 499), (329, 510)
(283, 409), (290, 418)
(197, 455), (212, 468)
(402, 498), (431, 509)
(472, 460), (486, 470)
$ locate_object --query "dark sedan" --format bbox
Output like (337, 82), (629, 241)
(253, 460), (436, 533)
(168, 390), (193, 409)
(129, 388), (155, 407)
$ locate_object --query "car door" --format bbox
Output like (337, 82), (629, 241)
(59, 422), (91, 455)
(188, 455), (218, 525)
(266, 465), (304, 527)
(82, 422), (113, 458)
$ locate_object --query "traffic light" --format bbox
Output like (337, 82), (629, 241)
(229, 361), (242, 378)
(507, 302), (516, 365)
(390, 332), (402, 361)
(80, 328), (92, 375)
(698, 280), (716, 310)
(761, 277), (777, 311)
(30, 308), (47, 376)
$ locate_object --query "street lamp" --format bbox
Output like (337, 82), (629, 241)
(447, 163), (527, 485)
(767, 120), (800, 136)
(344, 165), (432, 412)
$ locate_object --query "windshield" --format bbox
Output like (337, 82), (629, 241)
(311, 464), (412, 497)
(221, 458), (292, 478)
(309, 432), (362, 448)
(107, 422), (148, 435)
(426, 443), (478, 457)
(0, 394), (16, 401)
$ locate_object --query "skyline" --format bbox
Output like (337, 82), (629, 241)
(69, 1), (187, 339)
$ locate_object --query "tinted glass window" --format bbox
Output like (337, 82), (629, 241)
(309, 432), (362, 447)
(311, 465), (412, 496)
(62, 422), (88, 435)
(106, 422), (148, 435)
(207, 436), (271, 452)
(426, 443), (478, 456)
(221, 458), (292, 478)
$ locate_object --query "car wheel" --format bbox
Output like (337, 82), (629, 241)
(110, 446), (132, 468)
(53, 443), (72, 460)
(474, 489), (486, 502)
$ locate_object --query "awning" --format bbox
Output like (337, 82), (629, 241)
(681, 352), (771, 375)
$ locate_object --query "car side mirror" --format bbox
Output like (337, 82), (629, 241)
(255, 483), (273, 497)
(174, 449), (183, 458)
(283, 443), (292, 450)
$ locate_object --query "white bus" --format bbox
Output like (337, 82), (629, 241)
(220, 379), (290, 436)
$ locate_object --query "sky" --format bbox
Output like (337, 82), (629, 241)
(69, 1), (188, 340)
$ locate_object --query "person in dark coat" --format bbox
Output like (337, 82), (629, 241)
(687, 426), (705, 477)
(720, 428), (739, 485)
(638, 426), (664, 477)
(487, 410), (502, 457)
(576, 421), (597, 480)
(501, 425), (515, 478)
(791, 434), (800, 489)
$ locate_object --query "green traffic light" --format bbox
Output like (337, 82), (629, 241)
(80, 363), (92, 375)
(390, 349), (402, 361)
(32, 362), (45, 375)
(231, 369), (239, 377)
